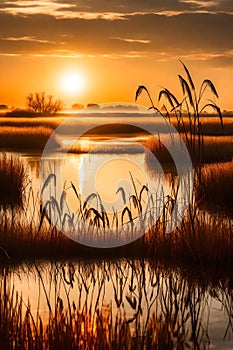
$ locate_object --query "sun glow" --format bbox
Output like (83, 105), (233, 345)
(60, 71), (86, 95)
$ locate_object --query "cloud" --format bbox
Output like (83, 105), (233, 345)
(111, 37), (151, 44)
(0, 1), (232, 67)
(1, 0), (233, 20)
(0, 35), (55, 44)
(179, 0), (219, 9)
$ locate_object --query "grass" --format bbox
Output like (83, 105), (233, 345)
(201, 136), (233, 162)
(0, 116), (65, 129)
(0, 126), (59, 150)
(196, 162), (233, 211)
(145, 134), (233, 164)
(0, 153), (28, 207)
(0, 170), (232, 272)
(171, 116), (233, 136)
(148, 209), (233, 267)
(1, 115), (233, 136)
(1, 64), (233, 349)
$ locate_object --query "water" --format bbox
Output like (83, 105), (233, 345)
(6, 259), (233, 349)
(0, 111), (230, 348)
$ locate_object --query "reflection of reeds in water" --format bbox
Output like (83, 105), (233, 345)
(0, 260), (215, 349)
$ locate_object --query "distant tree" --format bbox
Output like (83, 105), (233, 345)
(0, 104), (8, 110)
(72, 103), (84, 110)
(26, 92), (63, 114)
(87, 103), (99, 109)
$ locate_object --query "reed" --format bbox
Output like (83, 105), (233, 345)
(0, 153), (28, 207)
(135, 61), (223, 166)
(0, 169), (232, 270)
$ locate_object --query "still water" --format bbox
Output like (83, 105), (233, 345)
(1, 146), (231, 349)
(6, 259), (233, 350)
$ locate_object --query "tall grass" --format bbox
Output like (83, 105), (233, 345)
(0, 168), (232, 269)
(0, 126), (59, 150)
(135, 61), (223, 166)
(196, 162), (233, 211)
(145, 134), (233, 164)
(0, 116), (65, 129)
(0, 153), (28, 207)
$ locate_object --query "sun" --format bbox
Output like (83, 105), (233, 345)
(60, 72), (86, 95)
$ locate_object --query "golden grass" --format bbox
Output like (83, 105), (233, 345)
(147, 208), (233, 267)
(170, 116), (233, 136)
(196, 162), (233, 211)
(0, 116), (65, 130)
(201, 136), (233, 162)
(0, 126), (59, 150)
(145, 134), (233, 164)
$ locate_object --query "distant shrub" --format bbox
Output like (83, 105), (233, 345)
(5, 109), (38, 118)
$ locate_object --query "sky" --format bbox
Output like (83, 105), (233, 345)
(0, 0), (233, 109)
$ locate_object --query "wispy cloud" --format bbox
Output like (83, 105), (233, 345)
(32, 49), (83, 58)
(0, 36), (55, 44)
(111, 37), (151, 44)
(179, 0), (219, 8)
(101, 53), (143, 59)
(1, 0), (75, 16)
(30, 51), (143, 59)
(0, 53), (21, 56)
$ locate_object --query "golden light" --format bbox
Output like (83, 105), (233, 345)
(60, 71), (86, 95)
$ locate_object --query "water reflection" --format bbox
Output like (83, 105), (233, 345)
(3, 259), (233, 349)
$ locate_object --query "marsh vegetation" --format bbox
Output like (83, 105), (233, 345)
(0, 63), (233, 348)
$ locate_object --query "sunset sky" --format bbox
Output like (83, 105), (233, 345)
(0, 0), (233, 109)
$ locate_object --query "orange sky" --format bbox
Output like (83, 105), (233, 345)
(0, 0), (232, 110)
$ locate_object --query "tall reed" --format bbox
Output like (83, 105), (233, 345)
(135, 61), (223, 167)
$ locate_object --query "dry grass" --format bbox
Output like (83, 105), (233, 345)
(201, 136), (233, 162)
(170, 116), (233, 136)
(196, 162), (233, 211)
(145, 134), (233, 164)
(0, 116), (65, 129)
(0, 173), (232, 270)
(0, 153), (28, 207)
(147, 208), (233, 267)
(0, 126), (59, 150)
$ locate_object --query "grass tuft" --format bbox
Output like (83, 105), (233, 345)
(0, 153), (28, 207)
